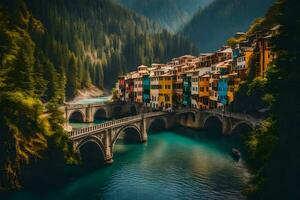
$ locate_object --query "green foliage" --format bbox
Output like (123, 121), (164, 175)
(0, 16), (35, 94)
(112, 88), (119, 100)
(233, 53), (269, 114)
(236, 0), (300, 198)
(0, 1), (74, 190)
(66, 54), (78, 101)
(246, 118), (278, 171)
(257, 0), (300, 198)
(243, 119), (278, 198)
(0, 92), (49, 190)
(23, 0), (198, 100)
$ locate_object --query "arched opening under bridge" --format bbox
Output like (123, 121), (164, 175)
(148, 118), (167, 134)
(69, 111), (84, 123)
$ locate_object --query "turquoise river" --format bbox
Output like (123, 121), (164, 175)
(5, 128), (251, 200)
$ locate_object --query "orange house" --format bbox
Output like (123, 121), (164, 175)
(198, 74), (210, 109)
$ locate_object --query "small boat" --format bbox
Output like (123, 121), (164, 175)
(231, 148), (241, 160)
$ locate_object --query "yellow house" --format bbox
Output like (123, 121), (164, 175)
(199, 74), (210, 109)
(227, 73), (239, 104)
(158, 71), (173, 110)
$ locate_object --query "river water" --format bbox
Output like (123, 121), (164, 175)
(74, 96), (111, 105)
(6, 128), (250, 200)
(69, 119), (107, 129)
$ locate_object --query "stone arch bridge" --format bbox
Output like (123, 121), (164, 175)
(64, 102), (140, 123)
(69, 112), (173, 164)
(176, 109), (261, 135)
(66, 106), (262, 165)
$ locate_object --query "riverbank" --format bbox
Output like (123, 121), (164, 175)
(71, 86), (105, 103)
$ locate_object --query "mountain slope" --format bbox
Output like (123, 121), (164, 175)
(181, 0), (275, 52)
(21, 0), (198, 99)
(115, 0), (213, 32)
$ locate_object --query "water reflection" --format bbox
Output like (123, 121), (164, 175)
(6, 130), (250, 200)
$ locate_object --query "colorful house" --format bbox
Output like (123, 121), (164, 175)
(132, 72), (143, 104)
(133, 65), (149, 104)
(182, 74), (192, 108)
(191, 70), (200, 109)
(209, 73), (219, 109)
(218, 77), (228, 106)
(150, 66), (164, 110)
(233, 46), (253, 80)
(171, 65), (184, 109)
(125, 73), (134, 102)
(118, 75), (126, 101)
(142, 74), (150, 105)
(227, 73), (239, 104)
(199, 74), (210, 109)
(159, 71), (173, 110)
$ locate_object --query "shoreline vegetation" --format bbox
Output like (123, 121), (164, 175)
(232, 0), (300, 199)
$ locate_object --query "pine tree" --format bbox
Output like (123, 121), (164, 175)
(66, 54), (78, 100)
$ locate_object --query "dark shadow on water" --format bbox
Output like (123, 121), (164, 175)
(148, 118), (166, 134)
(171, 125), (249, 161)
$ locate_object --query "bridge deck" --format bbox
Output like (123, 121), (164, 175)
(68, 109), (261, 139)
(69, 112), (168, 139)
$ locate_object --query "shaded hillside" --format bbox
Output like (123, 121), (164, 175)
(181, 0), (274, 52)
(2, 0), (198, 100)
(116, 0), (213, 32)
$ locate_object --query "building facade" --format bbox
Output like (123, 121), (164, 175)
(115, 26), (277, 111)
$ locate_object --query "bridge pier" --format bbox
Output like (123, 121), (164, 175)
(141, 116), (148, 143)
(86, 106), (94, 123)
(104, 130), (114, 164)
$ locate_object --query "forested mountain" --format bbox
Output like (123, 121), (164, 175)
(115, 0), (213, 32)
(2, 0), (197, 100)
(181, 0), (274, 52)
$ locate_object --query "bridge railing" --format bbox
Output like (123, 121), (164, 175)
(64, 101), (135, 110)
(175, 108), (260, 123)
(68, 112), (168, 138)
(69, 115), (142, 138)
(205, 109), (258, 121)
(142, 111), (168, 117)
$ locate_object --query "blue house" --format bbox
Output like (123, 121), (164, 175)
(142, 75), (150, 104)
(218, 77), (228, 105)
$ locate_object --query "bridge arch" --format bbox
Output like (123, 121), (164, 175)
(147, 117), (167, 133)
(94, 108), (107, 121)
(112, 125), (143, 145)
(176, 111), (196, 124)
(76, 136), (105, 165)
(112, 105), (123, 119)
(203, 114), (223, 135)
(130, 105), (137, 115)
(231, 121), (254, 135)
(69, 110), (85, 123)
